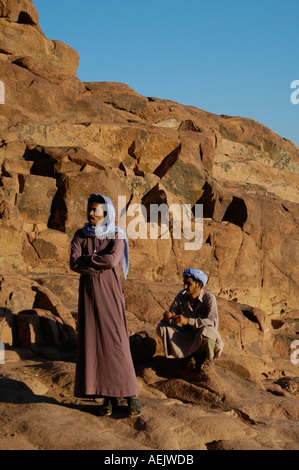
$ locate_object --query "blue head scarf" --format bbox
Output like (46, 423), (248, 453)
(183, 268), (208, 287)
(83, 193), (129, 279)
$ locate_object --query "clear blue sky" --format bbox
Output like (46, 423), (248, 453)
(33, 0), (299, 148)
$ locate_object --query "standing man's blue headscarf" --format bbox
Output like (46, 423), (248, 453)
(83, 193), (129, 279)
(183, 268), (208, 287)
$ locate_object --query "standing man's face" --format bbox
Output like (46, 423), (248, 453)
(183, 276), (202, 297)
(87, 202), (106, 226)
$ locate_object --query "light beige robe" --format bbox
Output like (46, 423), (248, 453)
(157, 289), (224, 359)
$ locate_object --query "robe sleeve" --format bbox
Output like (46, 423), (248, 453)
(69, 231), (98, 274)
(169, 298), (179, 315)
(169, 292), (184, 316)
(70, 231), (124, 274)
(89, 235), (124, 270)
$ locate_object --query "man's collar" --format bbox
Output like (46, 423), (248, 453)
(182, 289), (204, 302)
(198, 289), (204, 302)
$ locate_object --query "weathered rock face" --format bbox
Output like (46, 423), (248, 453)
(0, 66), (298, 314)
(0, 0), (298, 451)
(0, 266), (76, 352)
(0, 0), (79, 75)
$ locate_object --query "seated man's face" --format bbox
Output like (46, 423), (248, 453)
(183, 276), (201, 297)
(87, 202), (106, 226)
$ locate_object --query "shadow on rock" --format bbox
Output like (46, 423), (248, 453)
(130, 332), (157, 366)
(0, 376), (59, 405)
(144, 355), (188, 378)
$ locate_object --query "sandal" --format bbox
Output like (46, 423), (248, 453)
(99, 397), (119, 416)
(200, 360), (213, 372)
(185, 356), (197, 371)
(127, 397), (142, 418)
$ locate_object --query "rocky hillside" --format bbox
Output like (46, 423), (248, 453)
(0, 0), (298, 451)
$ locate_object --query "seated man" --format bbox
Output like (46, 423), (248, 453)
(156, 268), (224, 372)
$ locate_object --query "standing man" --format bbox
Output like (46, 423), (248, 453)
(70, 193), (141, 417)
(157, 268), (224, 372)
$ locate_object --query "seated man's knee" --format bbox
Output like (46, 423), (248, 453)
(201, 335), (216, 360)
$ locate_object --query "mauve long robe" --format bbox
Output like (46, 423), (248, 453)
(70, 229), (139, 398)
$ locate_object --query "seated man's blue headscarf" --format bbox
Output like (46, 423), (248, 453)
(83, 193), (129, 279)
(183, 268), (208, 287)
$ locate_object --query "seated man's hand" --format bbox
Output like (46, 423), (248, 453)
(163, 311), (174, 322)
(173, 314), (189, 326)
